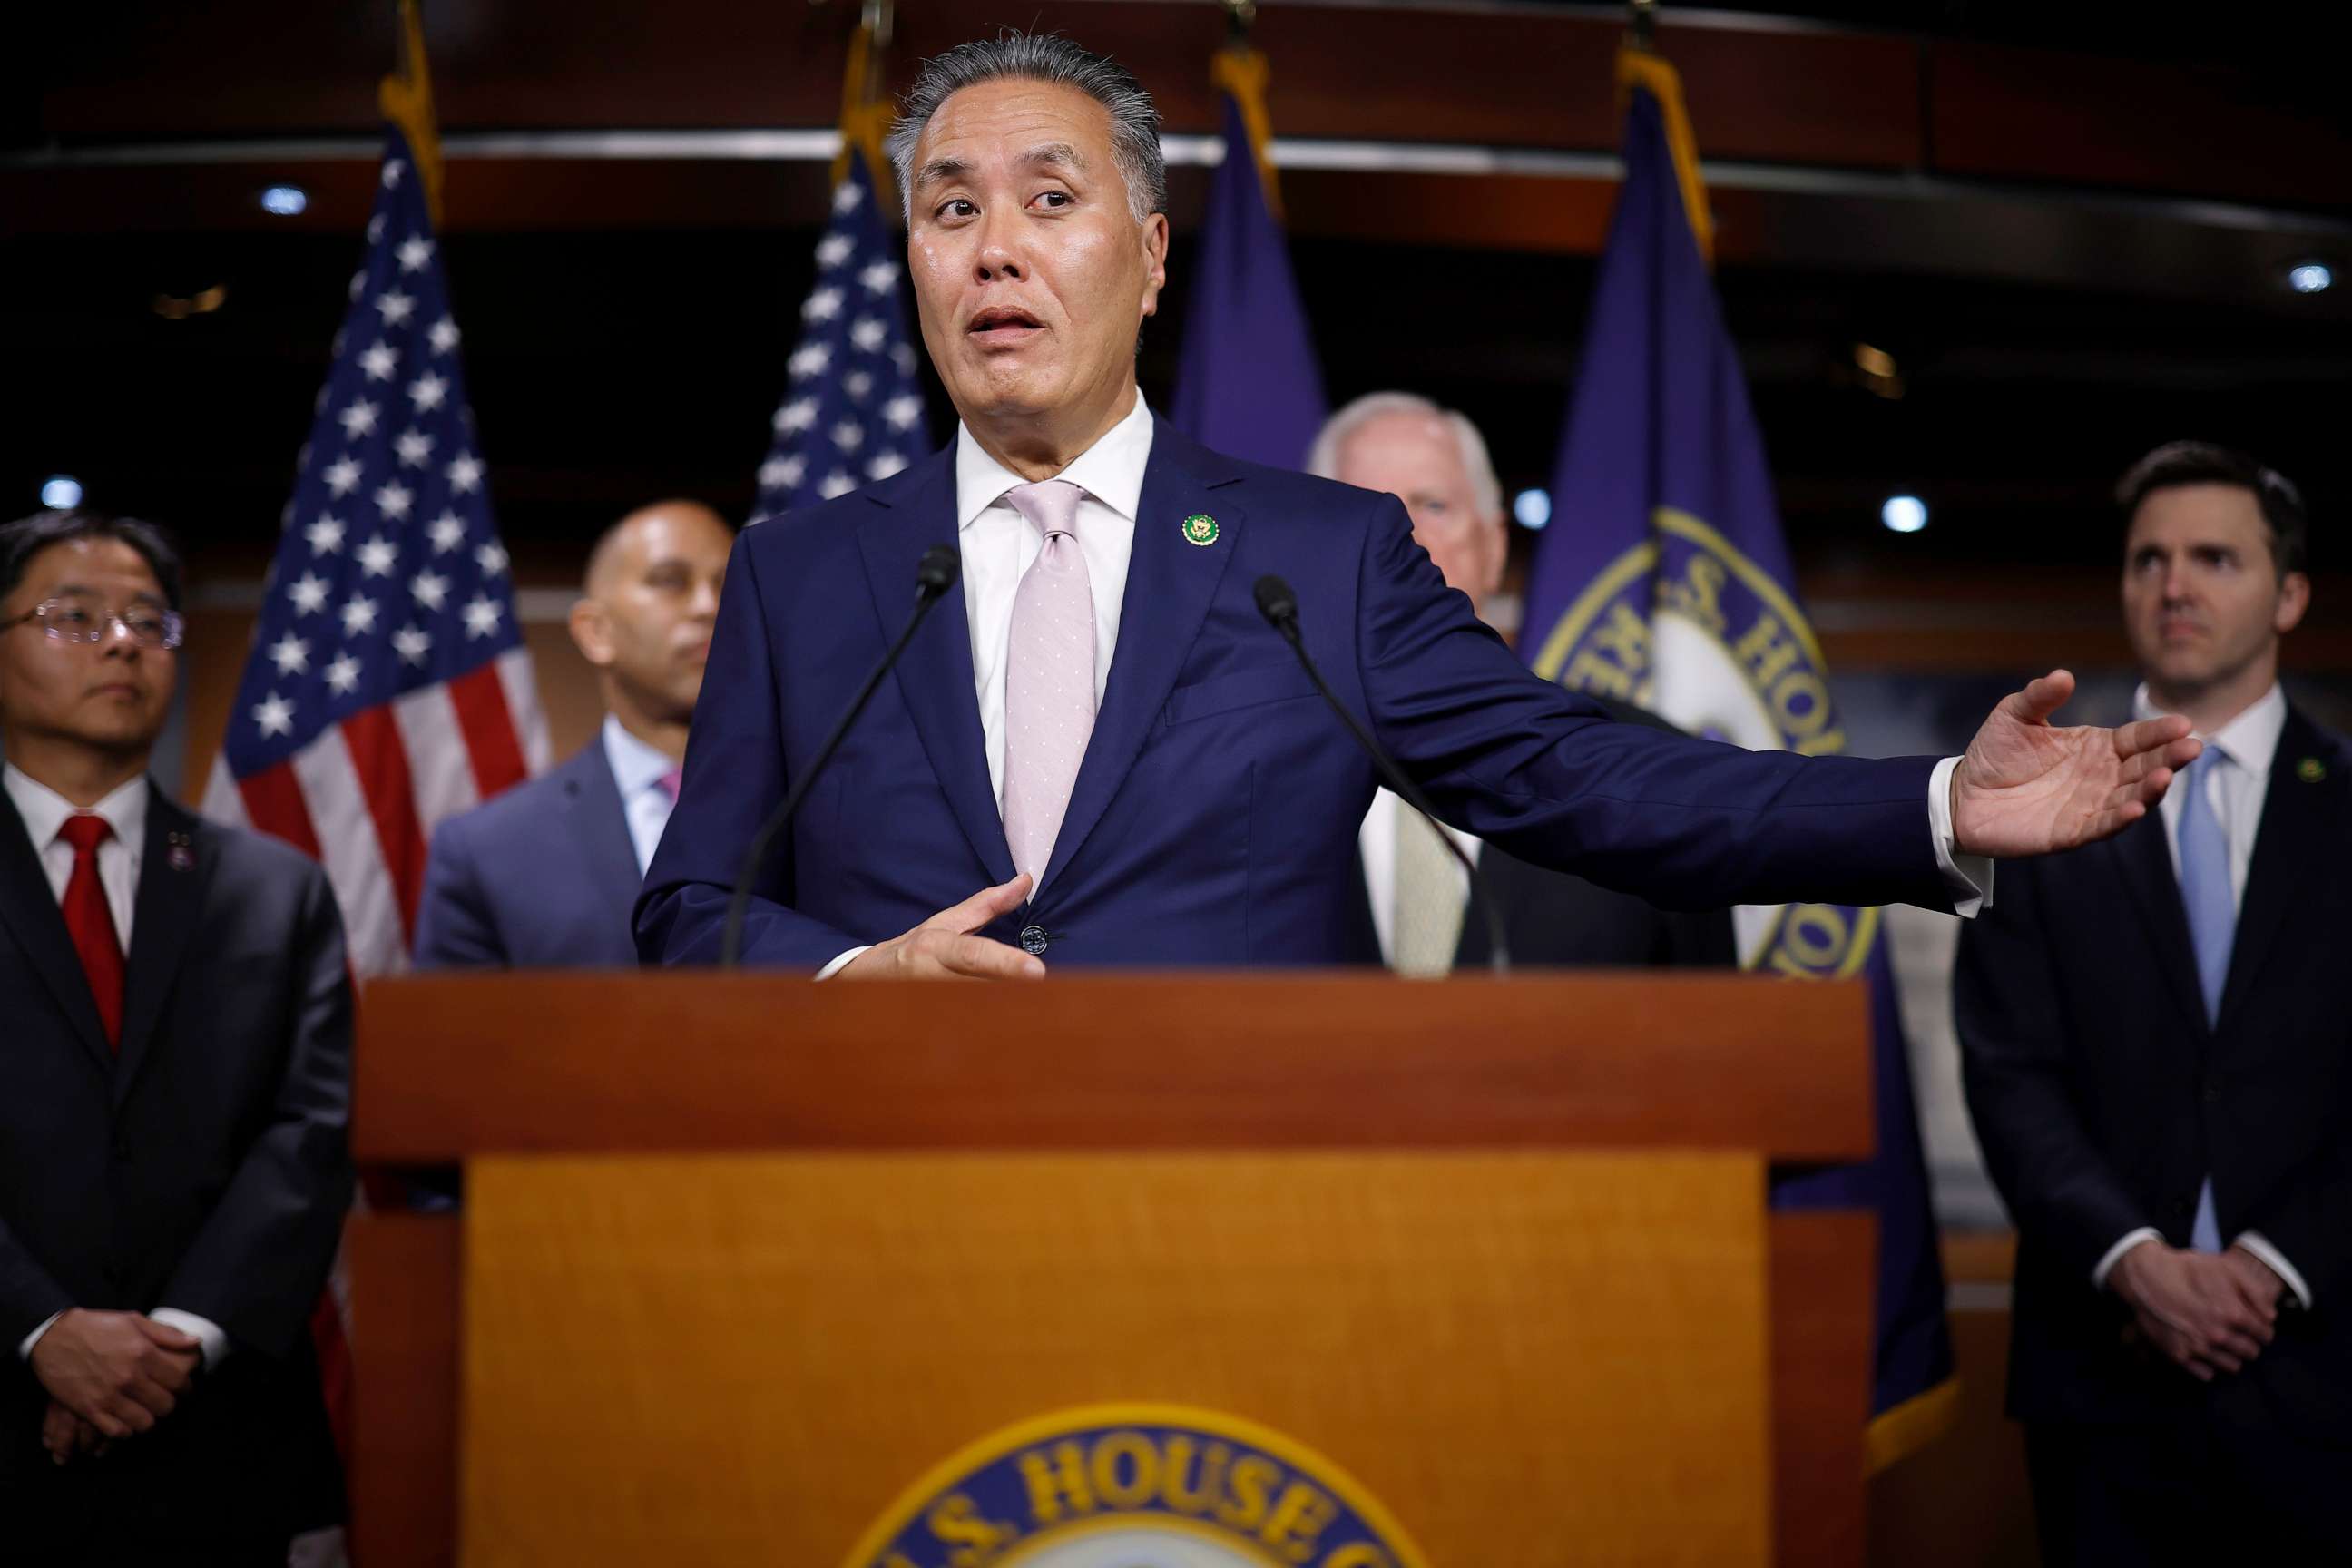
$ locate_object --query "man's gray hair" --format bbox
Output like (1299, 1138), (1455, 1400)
(1308, 392), (1504, 524)
(886, 32), (1168, 227)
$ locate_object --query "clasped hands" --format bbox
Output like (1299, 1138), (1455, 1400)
(29, 1308), (203, 1465)
(2111, 1241), (2289, 1382)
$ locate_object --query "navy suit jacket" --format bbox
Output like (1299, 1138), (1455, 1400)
(638, 421), (1952, 968)
(416, 741), (643, 969)
(0, 784), (351, 1547)
(1956, 704), (2351, 1444)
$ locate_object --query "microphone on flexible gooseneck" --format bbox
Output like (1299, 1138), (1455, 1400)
(1252, 574), (1510, 975)
(720, 544), (961, 967)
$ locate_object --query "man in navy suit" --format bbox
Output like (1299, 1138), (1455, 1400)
(1957, 444), (2347, 1562)
(1311, 391), (1734, 974)
(637, 34), (2198, 978)
(1, 510), (351, 1561)
(417, 499), (730, 967)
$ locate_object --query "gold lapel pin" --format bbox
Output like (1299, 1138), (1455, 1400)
(167, 830), (194, 870)
(2297, 757), (2327, 783)
(1181, 513), (1220, 547)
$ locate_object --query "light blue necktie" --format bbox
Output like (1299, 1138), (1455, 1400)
(2175, 747), (2233, 1252)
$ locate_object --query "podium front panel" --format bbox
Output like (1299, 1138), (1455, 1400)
(461, 1149), (1770, 1567)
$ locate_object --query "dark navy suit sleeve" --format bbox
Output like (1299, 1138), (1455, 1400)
(415, 810), (505, 968)
(1350, 494), (1952, 911)
(1955, 858), (2150, 1281)
(0, 1212), (73, 1350)
(634, 534), (863, 968)
(161, 859), (355, 1359)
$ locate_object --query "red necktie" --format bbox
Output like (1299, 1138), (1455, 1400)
(58, 815), (124, 1053)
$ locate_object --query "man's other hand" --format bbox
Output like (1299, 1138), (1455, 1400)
(1951, 670), (2200, 858)
(2223, 1243), (2290, 1312)
(27, 1308), (202, 1439)
(41, 1398), (110, 1465)
(2111, 1241), (2276, 1380)
(838, 874), (1047, 980)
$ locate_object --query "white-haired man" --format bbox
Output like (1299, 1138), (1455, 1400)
(1311, 392), (1734, 974)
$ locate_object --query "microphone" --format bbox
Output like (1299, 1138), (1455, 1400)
(1253, 574), (1511, 974)
(720, 544), (961, 966)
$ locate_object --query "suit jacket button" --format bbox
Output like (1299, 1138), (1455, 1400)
(1018, 925), (1049, 956)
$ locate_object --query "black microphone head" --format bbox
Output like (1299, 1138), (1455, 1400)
(1252, 574), (1298, 628)
(916, 544), (961, 596)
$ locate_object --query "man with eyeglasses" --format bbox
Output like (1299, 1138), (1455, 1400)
(0, 510), (352, 1562)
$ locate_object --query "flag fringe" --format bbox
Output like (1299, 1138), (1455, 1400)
(1864, 1373), (1963, 1474)
(1616, 46), (1712, 264)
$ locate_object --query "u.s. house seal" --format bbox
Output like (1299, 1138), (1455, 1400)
(840, 1403), (1430, 1568)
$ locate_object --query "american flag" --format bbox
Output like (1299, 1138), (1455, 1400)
(751, 149), (931, 520)
(203, 127), (548, 976)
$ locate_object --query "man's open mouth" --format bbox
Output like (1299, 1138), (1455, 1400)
(967, 307), (1044, 338)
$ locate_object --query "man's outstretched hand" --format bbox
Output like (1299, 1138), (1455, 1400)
(838, 874), (1046, 980)
(1951, 670), (2200, 858)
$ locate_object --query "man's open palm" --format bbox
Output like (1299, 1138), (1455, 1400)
(1952, 671), (2201, 858)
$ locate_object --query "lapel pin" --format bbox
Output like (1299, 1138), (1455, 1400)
(1181, 513), (1220, 547)
(167, 830), (194, 871)
(2297, 757), (2327, 783)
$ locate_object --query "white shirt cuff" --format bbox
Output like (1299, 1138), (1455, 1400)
(1928, 755), (1993, 917)
(149, 1308), (231, 1371)
(2231, 1231), (2315, 1310)
(2092, 1227), (2163, 1290)
(816, 946), (871, 981)
(17, 1309), (64, 1361)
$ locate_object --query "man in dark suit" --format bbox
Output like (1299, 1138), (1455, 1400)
(416, 499), (731, 967)
(0, 509), (352, 1563)
(1310, 391), (1735, 973)
(1956, 443), (2347, 1562)
(638, 34), (2197, 977)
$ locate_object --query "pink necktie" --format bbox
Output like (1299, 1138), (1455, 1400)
(1000, 479), (1094, 887)
(655, 769), (682, 804)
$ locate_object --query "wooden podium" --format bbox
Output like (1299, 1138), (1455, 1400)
(347, 972), (1877, 1567)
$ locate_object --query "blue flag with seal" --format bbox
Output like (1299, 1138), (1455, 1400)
(1170, 44), (1326, 469)
(1520, 44), (1958, 1470)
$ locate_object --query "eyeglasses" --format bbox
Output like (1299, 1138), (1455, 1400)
(0, 598), (185, 651)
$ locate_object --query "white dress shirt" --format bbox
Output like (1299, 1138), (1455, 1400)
(821, 389), (1982, 971)
(1358, 789), (1484, 967)
(600, 715), (681, 877)
(2088, 682), (2311, 1308)
(4, 766), (230, 1369)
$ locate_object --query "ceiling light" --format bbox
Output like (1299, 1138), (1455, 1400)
(42, 475), (84, 510)
(1513, 488), (1552, 529)
(2288, 261), (2333, 294)
(260, 185), (309, 216)
(1881, 495), (1927, 534)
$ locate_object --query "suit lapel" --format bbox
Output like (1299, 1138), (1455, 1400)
(565, 745), (644, 928)
(855, 451), (1017, 886)
(0, 789), (113, 1071)
(114, 785), (214, 1103)
(2108, 808), (2210, 1032)
(1040, 422), (1243, 891)
(2217, 709), (2342, 1027)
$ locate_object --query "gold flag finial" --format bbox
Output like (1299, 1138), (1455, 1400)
(377, 0), (446, 229)
(834, 0), (898, 211)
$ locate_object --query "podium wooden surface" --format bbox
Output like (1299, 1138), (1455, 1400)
(348, 972), (1877, 1566)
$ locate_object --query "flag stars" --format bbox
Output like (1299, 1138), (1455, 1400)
(305, 515), (347, 555)
(252, 692), (295, 738)
(393, 624), (432, 665)
(815, 232), (854, 269)
(427, 512), (466, 554)
(289, 571), (330, 616)
(428, 317), (460, 355)
(358, 343), (400, 382)
(373, 481), (414, 520)
(408, 371), (449, 411)
(850, 317), (887, 352)
(367, 214), (387, 244)
(830, 421), (865, 453)
(788, 343), (831, 380)
(775, 397), (817, 435)
(382, 158), (407, 188)
(474, 541), (509, 577)
(324, 458), (362, 496)
(396, 236), (436, 272)
(338, 399), (379, 439)
(376, 289), (416, 327)
(324, 652), (362, 695)
(820, 470), (855, 499)
(461, 595), (504, 639)
(446, 454), (484, 495)
(844, 369), (874, 402)
(802, 287), (844, 322)
(395, 428), (435, 466)
(867, 451), (907, 481)
(267, 632), (311, 676)
(833, 181), (864, 213)
(759, 455), (805, 492)
(340, 594), (379, 637)
(357, 534), (399, 577)
(884, 394), (923, 431)
(858, 260), (898, 295)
